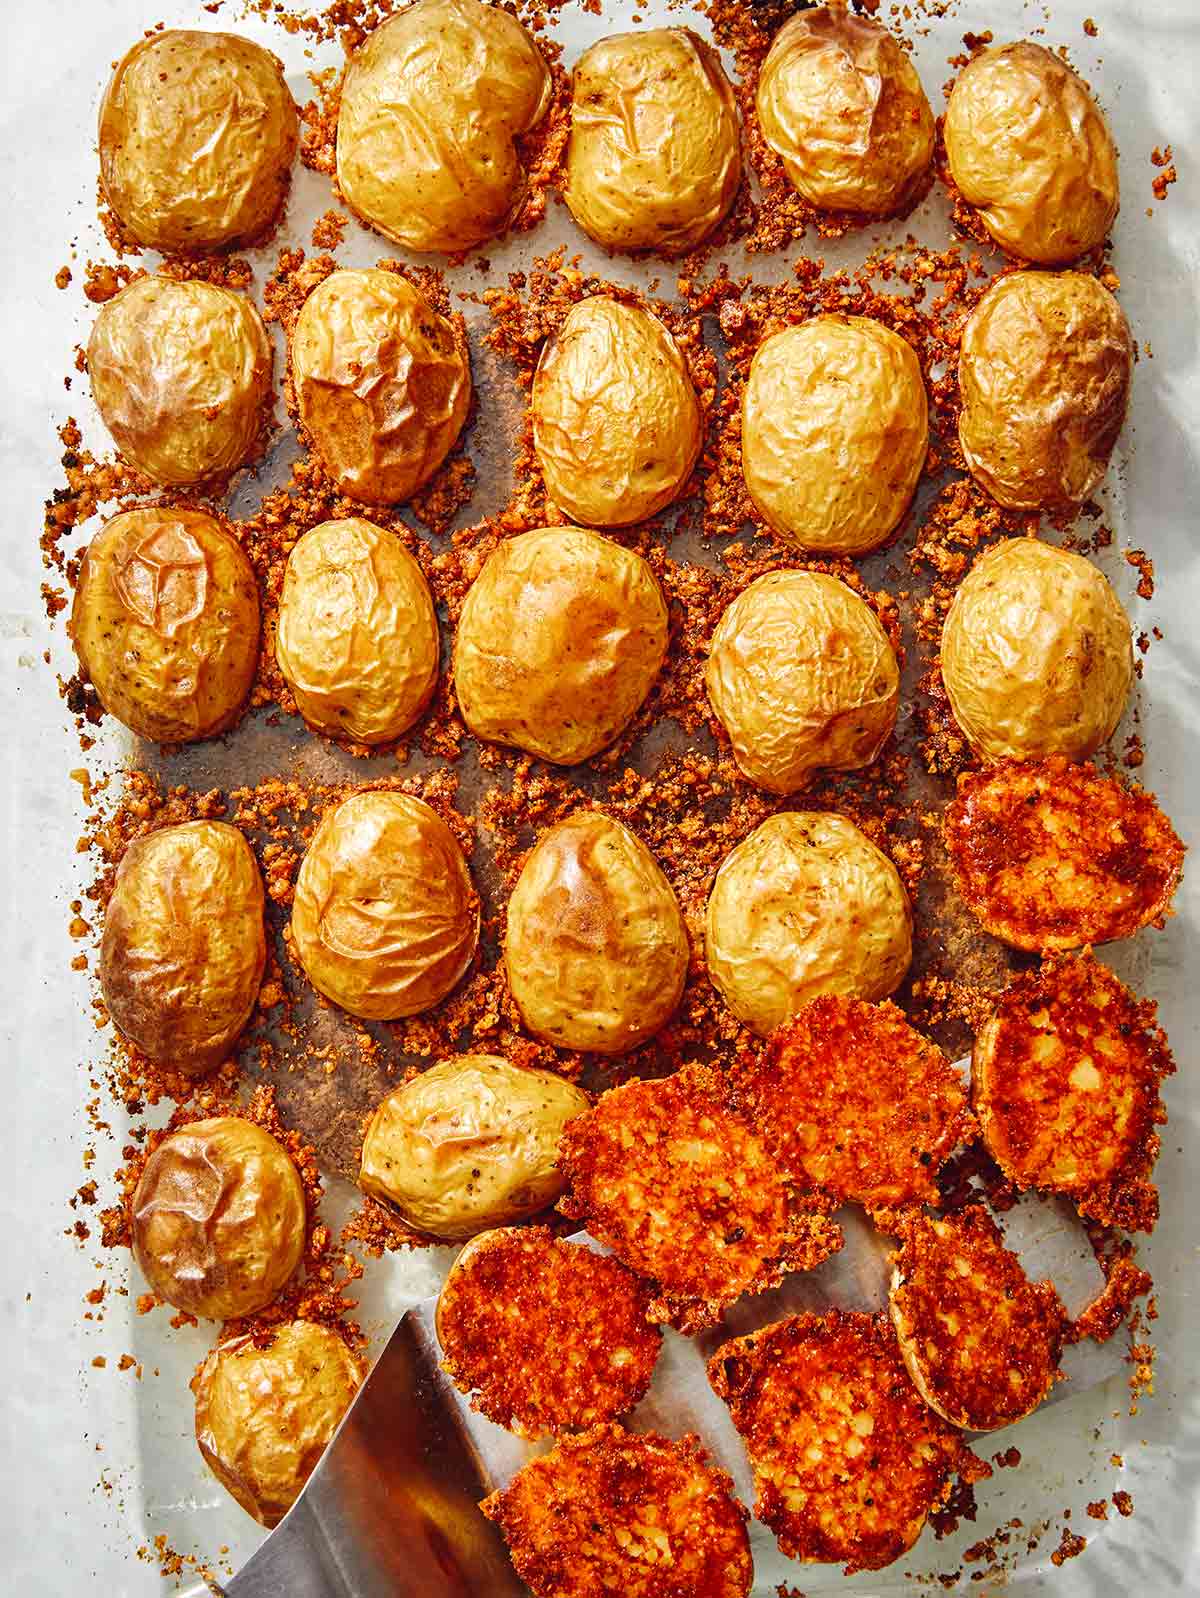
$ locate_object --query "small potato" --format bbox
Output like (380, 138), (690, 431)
(742, 316), (927, 556)
(290, 791), (478, 1020)
(359, 1054), (590, 1240)
(337, 0), (551, 254)
(99, 30), (298, 253)
(532, 296), (702, 528)
(71, 508), (260, 744)
(454, 526), (668, 765)
(941, 538), (1132, 763)
(564, 29), (741, 255)
(958, 271), (1133, 511)
(944, 42), (1118, 264)
(756, 6), (934, 215)
(132, 1118), (305, 1320)
(505, 811), (689, 1054)
(193, 1320), (363, 1528)
(100, 822), (266, 1075)
(291, 269), (471, 505)
(706, 571), (899, 795)
(705, 812), (911, 1038)
(275, 518), (439, 745)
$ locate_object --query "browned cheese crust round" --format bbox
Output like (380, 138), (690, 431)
(70, 507), (260, 744)
(943, 756), (1186, 952)
(958, 272), (1133, 511)
(100, 821), (266, 1075)
(480, 1424), (753, 1598)
(756, 6), (934, 216)
(557, 1062), (842, 1334)
(708, 1311), (987, 1574)
(132, 1118), (306, 1321)
(888, 1206), (1066, 1431)
(731, 996), (977, 1215)
(435, 1226), (661, 1437)
(98, 30), (297, 252)
(944, 41), (1118, 264)
(972, 953), (1175, 1231)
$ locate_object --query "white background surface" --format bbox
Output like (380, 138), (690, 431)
(1, 0), (1198, 1592)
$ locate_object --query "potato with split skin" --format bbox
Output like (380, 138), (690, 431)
(291, 268), (471, 506)
(359, 1054), (590, 1241)
(100, 821), (266, 1076)
(532, 296), (702, 528)
(99, 30), (298, 253)
(70, 507), (260, 745)
(336, 0), (551, 254)
(87, 277), (273, 490)
(564, 28), (741, 256)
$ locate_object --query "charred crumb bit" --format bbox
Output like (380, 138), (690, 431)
(1125, 547), (1155, 598)
(82, 261), (140, 304)
(1083, 18), (1099, 36)
(1113, 1490), (1134, 1517)
(1150, 146), (1178, 202)
(1086, 1500), (1108, 1520)
(1050, 1528), (1088, 1566)
(310, 208), (350, 250)
(992, 1447), (1022, 1469)
(55, 265), (73, 289)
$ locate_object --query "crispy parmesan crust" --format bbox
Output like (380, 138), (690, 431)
(436, 1227), (662, 1438)
(708, 1311), (988, 1574)
(557, 1062), (842, 1333)
(944, 756), (1185, 952)
(972, 953), (1174, 1230)
(481, 1425), (753, 1598)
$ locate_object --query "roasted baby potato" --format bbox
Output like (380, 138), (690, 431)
(70, 507), (260, 744)
(359, 1054), (590, 1240)
(100, 821), (266, 1075)
(99, 30), (297, 252)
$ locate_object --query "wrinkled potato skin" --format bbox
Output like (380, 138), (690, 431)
(565, 29), (741, 255)
(743, 317), (927, 556)
(454, 526), (668, 765)
(337, 0), (550, 254)
(944, 42), (1118, 264)
(70, 508), (260, 744)
(194, 1321), (363, 1528)
(100, 822), (266, 1074)
(359, 1055), (590, 1240)
(532, 297), (702, 528)
(99, 30), (298, 253)
(290, 791), (479, 1020)
(756, 7), (934, 215)
(291, 269), (471, 505)
(958, 272), (1133, 511)
(941, 538), (1132, 763)
(505, 811), (689, 1054)
(705, 812), (912, 1037)
(706, 571), (900, 795)
(275, 519), (439, 744)
(132, 1118), (306, 1320)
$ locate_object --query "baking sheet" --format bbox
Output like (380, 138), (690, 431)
(1, 0), (1199, 1592)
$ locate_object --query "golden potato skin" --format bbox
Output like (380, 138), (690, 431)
(958, 271), (1133, 511)
(944, 42), (1118, 264)
(132, 1119), (306, 1320)
(706, 571), (900, 795)
(290, 791), (478, 1020)
(742, 316), (927, 555)
(100, 822), (266, 1075)
(291, 269), (471, 505)
(505, 811), (689, 1054)
(336, 0), (551, 254)
(71, 508), (260, 744)
(88, 277), (272, 489)
(98, 30), (298, 253)
(564, 29), (741, 255)
(706, 812), (912, 1037)
(756, 7), (934, 216)
(194, 1321), (363, 1528)
(532, 297), (702, 528)
(275, 519), (439, 745)
(454, 526), (668, 765)
(941, 538), (1132, 764)
(359, 1055), (590, 1240)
